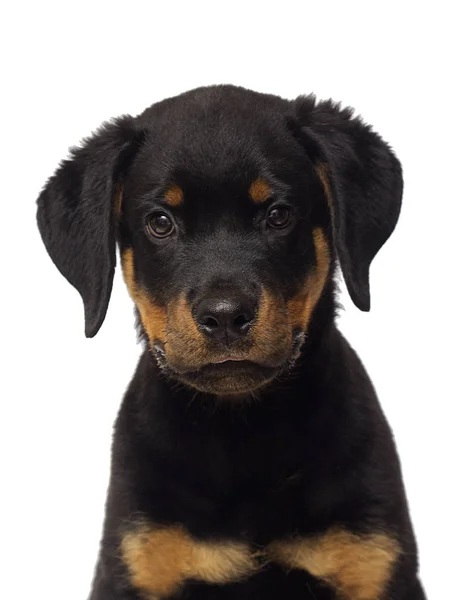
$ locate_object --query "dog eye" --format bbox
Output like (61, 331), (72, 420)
(146, 212), (175, 238)
(266, 205), (292, 229)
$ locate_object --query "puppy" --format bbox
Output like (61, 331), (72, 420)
(37, 85), (426, 599)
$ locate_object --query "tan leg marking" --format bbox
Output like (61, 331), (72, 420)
(268, 529), (400, 600)
(121, 524), (261, 597)
(287, 227), (331, 330)
(121, 248), (167, 343)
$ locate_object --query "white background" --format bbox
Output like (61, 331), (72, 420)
(1, 2), (454, 598)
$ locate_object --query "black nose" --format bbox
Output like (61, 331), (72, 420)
(194, 295), (257, 343)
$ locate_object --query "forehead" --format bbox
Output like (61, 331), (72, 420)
(128, 86), (313, 198)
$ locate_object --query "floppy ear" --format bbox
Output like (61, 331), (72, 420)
(37, 116), (143, 337)
(293, 96), (403, 311)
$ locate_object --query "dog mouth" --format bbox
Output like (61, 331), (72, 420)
(152, 331), (305, 396)
(170, 360), (280, 396)
(209, 357), (247, 365)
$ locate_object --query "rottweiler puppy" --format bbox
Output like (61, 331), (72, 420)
(37, 85), (426, 600)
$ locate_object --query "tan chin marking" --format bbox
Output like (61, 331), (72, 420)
(164, 184), (184, 207)
(249, 178), (272, 204)
(268, 528), (400, 600)
(121, 248), (167, 343)
(121, 524), (261, 597)
(287, 227), (331, 330)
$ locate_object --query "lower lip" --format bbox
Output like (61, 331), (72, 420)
(201, 360), (259, 374)
(212, 358), (245, 364)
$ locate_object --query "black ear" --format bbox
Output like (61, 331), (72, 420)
(37, 116), (143, 337)
(294, 96), (403, 311)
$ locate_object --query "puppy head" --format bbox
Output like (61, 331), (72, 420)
(37, 85), (402, 397)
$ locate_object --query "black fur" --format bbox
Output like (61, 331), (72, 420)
(37, 85), (425, 600)
(292, 97), (403, 311)
(37, 116), (144, 336)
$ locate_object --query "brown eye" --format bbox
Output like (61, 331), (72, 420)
(266, 205), (292, 229)
(146, 212), (175, 238)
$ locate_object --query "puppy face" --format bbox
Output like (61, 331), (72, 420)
(118, 118), (332, 394)
(37, 85), (402, 397)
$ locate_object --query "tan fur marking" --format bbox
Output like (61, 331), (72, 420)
(250, 288), (292, 363)
(316, 163), (331, 202)
(166, 289), (292, 373)
(316, 162), (336, 226)
(192, 541), (262, 584)
(169, 293), (201, 339)
(287, 227), (331, 330)
(165, 184), (184, 207)
(166, 293), (208, 368)
(114, 184), (123, 219)
(121, 526), (191, 597)
(121, 249), (167, 343)
(268, 529), (400, 600)
(121, 524), (260, 597)
(249, 178), (272, 204)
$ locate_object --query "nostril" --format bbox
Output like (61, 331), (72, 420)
(202, 315), (219, 330)
(233, 313), (253, 330)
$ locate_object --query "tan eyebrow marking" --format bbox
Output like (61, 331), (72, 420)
(164, 184), (184, 207)
(249, 178), (272, 204)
